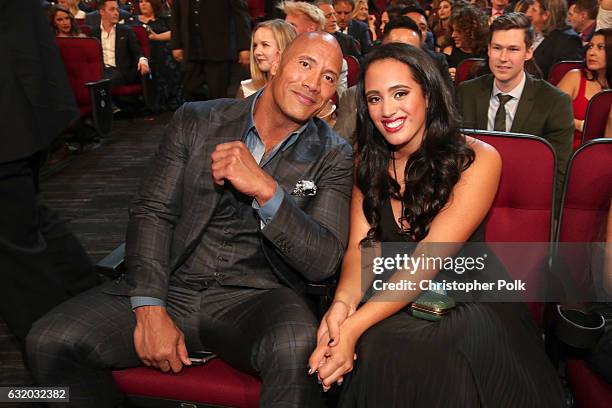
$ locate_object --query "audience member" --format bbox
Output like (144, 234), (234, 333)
(334, 16), (452, 141)
(131, 0), (183, 111)
(1, 0), (98, 347)
(525, 0), (583, 79)
(91, 0), (149, 88)
(443, 4), (489, 80)
(237, 19), (297, 98)
(49, 5), (85, 37)
(457, 12), (573, 200)
(169, 0), (251, 100)
(280, 0), (349, 95)
(58, 0), (86, 19)
(334, 0), (373, 53)
(598, 0), (612, 29)
(315, 0), (362, 61)
(400, 5), (435, 52)
(84, 2), (131, 26)
(309, 42), (566, 407)
(430, 0), (452, 47)
(558, 29), (611, 148)
(487, 0), (510, 21)
(567, 0), (598, 45)
(354, 0), (379, 41)
(27, 32), (352, 407)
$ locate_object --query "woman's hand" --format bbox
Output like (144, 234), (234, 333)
(313, 320), (359, 392)
(318, 300), (355, 348)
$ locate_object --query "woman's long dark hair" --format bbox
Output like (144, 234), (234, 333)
(49, 5), (81, 37)
(584, 29), (612, 89)
(355, 43), (475, 243)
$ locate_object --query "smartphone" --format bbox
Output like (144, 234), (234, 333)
(188, 350), (216, 365)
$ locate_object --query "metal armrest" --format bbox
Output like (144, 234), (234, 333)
(96, 243), (126, 279)
(86, 78), (112, 137)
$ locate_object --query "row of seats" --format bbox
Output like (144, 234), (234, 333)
(55, 25), (153, 140)
(98, 134), (611, 408)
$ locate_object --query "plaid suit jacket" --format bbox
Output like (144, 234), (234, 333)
(107, 95), (354, 300)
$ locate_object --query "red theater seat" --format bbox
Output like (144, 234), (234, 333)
(55, 37), (112, 138)
(464, 130), (556, 326)
(548, 60), (583, 86)
(344, 55), (360, 88)
(556, 139), (612, 407)
(582, 90), (612, 144)
(455, 58), (484, 85)
(113, 360), (261, 408)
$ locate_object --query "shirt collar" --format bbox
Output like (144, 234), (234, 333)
(244, 87), (309, 152)
(100, 22), (116, 33)
(492, 70), (527, 100)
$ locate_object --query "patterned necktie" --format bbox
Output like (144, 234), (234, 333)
(494, 93), (513, 132)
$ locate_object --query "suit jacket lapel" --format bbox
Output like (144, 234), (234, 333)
(476, 75), (493, 130)
(178, 98), (253, 264)
(511, 73), (535, 133)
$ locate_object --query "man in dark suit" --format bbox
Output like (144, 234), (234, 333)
(84, 6), (131, 27)
(315, 0), (362, 61)
(27, 32), (352, 408)
(0, 0), (97, 345)
(91, 0), (148, 87)
(334, 17), (452, 141)
(170, 0), (251, 100)
(334, 0), (373, 54)
(457, 13), (573, 200)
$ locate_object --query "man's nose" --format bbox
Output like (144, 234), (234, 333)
(302, 72), (321, 93)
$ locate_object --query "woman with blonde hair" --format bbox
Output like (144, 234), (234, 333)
(353, 0), (377, 41)
(58, 0), (86, 19)
(237, 19), (297, 98)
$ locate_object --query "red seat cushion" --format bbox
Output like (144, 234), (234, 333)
(112, 83), (143, 97)
(566, 359), (612, 408)
(112, 360), (261, 408)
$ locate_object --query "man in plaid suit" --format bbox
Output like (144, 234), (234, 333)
(27, 32), (352, 408)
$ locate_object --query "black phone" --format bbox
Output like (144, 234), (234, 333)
(188, 350), (216, 365)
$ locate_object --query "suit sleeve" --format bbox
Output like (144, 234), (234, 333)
(358, 23), (372, 54)
(230, 0), (252, 53)
(544, 90), (574, 202)
(169, 0), (182, 50)
(333, 86), (359, 143)
(124, 105), (190, 300)
(261, 142), (354, 282)
(456, 83), (475, 129)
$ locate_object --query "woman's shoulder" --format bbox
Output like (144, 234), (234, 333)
(464, 136), (502, 174)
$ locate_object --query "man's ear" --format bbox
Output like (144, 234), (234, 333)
(525, 46), (534, 61)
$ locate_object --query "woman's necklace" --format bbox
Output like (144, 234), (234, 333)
(391, 154), (408, 233)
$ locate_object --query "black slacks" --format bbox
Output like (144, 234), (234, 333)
(182, 60), (248, 101)
(0, 154), (97, 344)
(26, 281), (324, 407)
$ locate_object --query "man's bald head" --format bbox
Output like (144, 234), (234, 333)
(267, 32), (343, 124)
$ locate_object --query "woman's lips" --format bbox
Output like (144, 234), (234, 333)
(381, 117), (405, 133)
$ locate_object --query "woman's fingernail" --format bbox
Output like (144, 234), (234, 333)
(328, 338), (334, 345)
(308, 367), (313, 375)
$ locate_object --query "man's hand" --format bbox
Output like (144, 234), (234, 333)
(211, 141), (276, 206)
(138, 59), (150, 76)
(133, 306), (191, 373)
(238, 50), (250, 66)
(172, 49), (184, 62)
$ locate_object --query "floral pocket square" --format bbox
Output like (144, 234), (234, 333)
(291, 180), (317, 197)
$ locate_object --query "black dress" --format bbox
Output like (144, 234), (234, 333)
(137, 16), (184, 112)
(337, 200), (565, 407)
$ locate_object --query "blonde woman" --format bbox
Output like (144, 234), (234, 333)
(237, 19), (297, 98)
(58, 0), (86, 19)
(353, 0), (377, 41)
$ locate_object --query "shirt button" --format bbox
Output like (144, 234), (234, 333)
(194, 10), (198, 14)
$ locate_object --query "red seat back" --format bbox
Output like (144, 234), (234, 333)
(130, 25), (150, 59)
(465, 130), (556, 325)
(583, 90), (612, 143)
(248, 0), (266, 20)
(55, 37), (104, 110)
(455, 58), (484, 85)
(344, 55), (360, 88)
(556, 139), (612, 297)
(547, 60), (583, 86)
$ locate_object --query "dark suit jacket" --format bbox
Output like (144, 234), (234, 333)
(85, 9), (132, 27)
(456, 73), (574, 200)
(91, 24), (143, 85)
(333, 31), (362, 61)
(534, 27), (583, 81)
(347, 19), (372, 54)
(170, 0), (251, 61)
(0, 0), (78, 162)
(107, 96), (353, 300)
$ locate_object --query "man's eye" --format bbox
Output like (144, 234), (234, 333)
(300, 61), (310, 68)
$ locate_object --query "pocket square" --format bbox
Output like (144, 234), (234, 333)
(291, 180), (317, 197)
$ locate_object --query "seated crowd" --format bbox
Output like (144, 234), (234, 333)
(4, 0), (612, 407)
